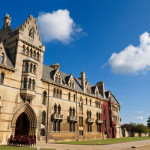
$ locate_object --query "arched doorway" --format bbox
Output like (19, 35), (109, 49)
(11, 103), (37, 136)
(15, 112), (30, 136)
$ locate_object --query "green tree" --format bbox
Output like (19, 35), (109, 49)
(147, 116), (150, 129)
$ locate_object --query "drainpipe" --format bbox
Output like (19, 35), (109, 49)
(76, 92), (79, 141)
(46, 83), (50, 143)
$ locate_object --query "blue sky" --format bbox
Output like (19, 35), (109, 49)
(1, 0), (150, 125)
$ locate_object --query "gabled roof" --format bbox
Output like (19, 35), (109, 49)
(42, 64), (104, 99)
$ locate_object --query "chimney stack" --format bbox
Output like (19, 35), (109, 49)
(81, 71), (86, 92)
(50, 63), (60, 70)
(96, 81), (105, 98)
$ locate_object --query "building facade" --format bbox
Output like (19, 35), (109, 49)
(0, 14), (121, 144)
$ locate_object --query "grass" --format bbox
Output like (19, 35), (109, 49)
(54, 137), (150, 145)
(0, 145), (55, 150)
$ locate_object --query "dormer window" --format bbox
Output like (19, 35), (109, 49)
(0, 53), (4, 64)
(96, 91), (99, 97)
(87, 87), (91, 94)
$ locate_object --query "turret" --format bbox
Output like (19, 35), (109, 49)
(96, 81), (105, 98)
(3, 14), (11, 29)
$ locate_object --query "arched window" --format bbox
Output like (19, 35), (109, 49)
(72, 82), (74, 88)
(41, 111), (46, 125)
(0, 73), (4, 85)
(33, 65), (36, 74)
(58, 105), (61, 114)
(22, 45), (25, 54)
(30, 63), (33, 73)
(68, 93), (71, 101)
(25, 62), (28, 73)
(54, 104), (57, 114)
(57, 89), (59, 98)
(37, 52), (39, 60)
(60, 90), (62, 99)
(0, 53), (4, 64)
(29, 28), (34, 38)
(25, 47), (29, 55)
(32, 79), (35, 90)
(42, 91), (47, 105)
(28, 78), (31, 89)
(53, 88), (56, 97)
(33, 51), (36, 58)
(23, 77), (27, 89)
(73, 108), (75, 116)
(90, 99), (92, 106)
(30, 49), (33, 57)
(86, 98), (88, 105)
(69, 107), (72, 116)
(73, 94), (76, 102)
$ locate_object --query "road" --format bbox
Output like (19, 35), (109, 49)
(37, 139), (150, 150)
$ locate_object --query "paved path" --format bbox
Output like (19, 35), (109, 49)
(37, 139), (150, 150)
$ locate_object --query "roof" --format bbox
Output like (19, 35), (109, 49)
(42, 64), (104, 99)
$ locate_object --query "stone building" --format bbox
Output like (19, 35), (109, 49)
(0, 14), (121, 144)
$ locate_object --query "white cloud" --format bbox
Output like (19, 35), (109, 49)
(136, 116), (144, 120)
(138, 111), (144, 114)
(37, 9), (85, 43)
(109, 32), (150, 74)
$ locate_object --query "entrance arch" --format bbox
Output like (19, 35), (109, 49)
(15, 112), (30, 135)
(11, 103), (37, 136)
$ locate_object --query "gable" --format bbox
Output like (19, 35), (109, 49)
(15, 15), (43, 48)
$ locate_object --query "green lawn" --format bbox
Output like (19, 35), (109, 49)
(0, 146), (55, 150)
(54, 137), (150, 145)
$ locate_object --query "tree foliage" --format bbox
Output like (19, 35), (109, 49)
(147, 116), (150, 129)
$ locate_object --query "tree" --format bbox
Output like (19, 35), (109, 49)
(135, 124), (148, 134)
(147, 116), (150, 129)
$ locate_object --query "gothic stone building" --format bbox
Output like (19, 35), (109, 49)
(0, 14), (121, 144)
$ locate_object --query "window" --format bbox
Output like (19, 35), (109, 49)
(58, 105), (61, 114)
(73, 108), (75, 116)
(53, 121), (56, 132)
(68, 93), (71, 101)
(41, 111), (46, 125)
(69, 122), (75, 132)
(90, 99), (92, 106)
(96, 91), (99, 97)
(22, 46), (25, 54)
(97, 124), (101, 132)
(69, 107), (72, 116)
(23, 77), (27, 89)
(29, 28), (34, 38)
(30, 64), (32, 73)
(32, 79), (35, 90)
(40, 129), (45, 136)
(87, 124), (92, 132)
(53, 121), (61, 132)
(86, 98), (88, 105)
(0, 73), (4, 85)
(53, 88), (56, 97)
(73, 94), (76, 102)
(28, 78), (31, 89)
(57, 122), (60, 132)
(37, 52), (39, 60)
(54, 104), (57, 114)
(25, 48), (28, 55)
(33, 65), (36, 74)
(42, 91), (47, 105)
(25, 63), (28, 73)
(60, 90), (62, 99)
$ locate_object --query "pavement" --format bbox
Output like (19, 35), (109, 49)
(36, 139), (150, 150)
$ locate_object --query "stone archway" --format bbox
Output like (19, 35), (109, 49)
(11, 103), (37, 136)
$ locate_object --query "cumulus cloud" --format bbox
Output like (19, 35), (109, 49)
(136, 116), (144, 120)
(37, 9), (85, 43)
(109, 32), (150, 74)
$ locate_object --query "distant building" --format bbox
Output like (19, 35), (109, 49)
(0, 14), (121, 144)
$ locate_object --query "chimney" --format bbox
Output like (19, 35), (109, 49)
(81, 71), (86, 92)
(50, 63), (60, 70)
(96, 81), (105, 98)
(3, 14), (11, 29)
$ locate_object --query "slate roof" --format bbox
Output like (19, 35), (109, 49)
(42, 64), (105, 100)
